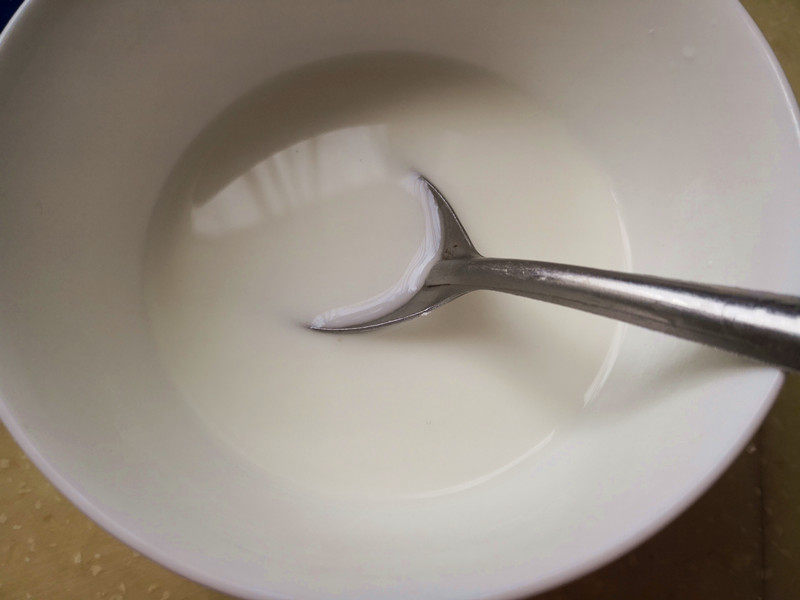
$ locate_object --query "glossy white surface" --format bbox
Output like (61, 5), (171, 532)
(0, 1), (799, 599)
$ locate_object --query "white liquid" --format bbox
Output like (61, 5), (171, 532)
(145, 55), (629, 497)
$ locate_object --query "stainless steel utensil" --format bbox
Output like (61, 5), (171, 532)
(311, 175), (800, 372)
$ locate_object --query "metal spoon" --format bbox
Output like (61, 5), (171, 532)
(311, 175), (800, 372)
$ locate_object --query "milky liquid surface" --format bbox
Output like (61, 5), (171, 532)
(144, 54), (629, 497)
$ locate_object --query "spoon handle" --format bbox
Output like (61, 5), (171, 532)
(428, 258), (800, 371)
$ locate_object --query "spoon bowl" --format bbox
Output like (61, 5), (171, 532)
(309, 175), (476, 331)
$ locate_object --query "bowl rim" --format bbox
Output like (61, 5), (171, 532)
(0, 1), (797, 598)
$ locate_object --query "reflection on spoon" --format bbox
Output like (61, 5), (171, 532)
(310, 174), (442, 329)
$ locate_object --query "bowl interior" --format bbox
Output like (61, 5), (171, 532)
(1, 2), (799, 599)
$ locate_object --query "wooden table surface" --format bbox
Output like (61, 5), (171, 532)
(2, 1), (800, 598)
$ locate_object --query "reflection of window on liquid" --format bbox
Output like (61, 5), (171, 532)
(191, 125), (391, 237)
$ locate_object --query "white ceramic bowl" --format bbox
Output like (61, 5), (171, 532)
(1, 2), (799, 598)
